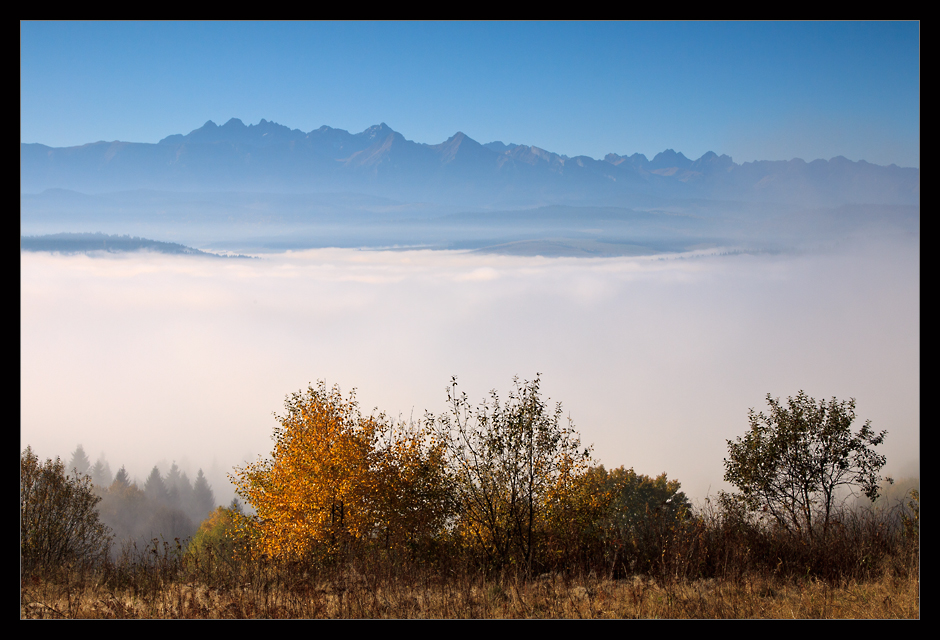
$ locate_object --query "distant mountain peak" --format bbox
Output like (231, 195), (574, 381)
(649, 149), (692, 171)
(362, 123), (395, 139)
(690, 151), (734, 171)
(441, 131), (477, 147)
(157, 117), (307, 147)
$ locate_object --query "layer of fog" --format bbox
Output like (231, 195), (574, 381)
(21, 236), (919, 506)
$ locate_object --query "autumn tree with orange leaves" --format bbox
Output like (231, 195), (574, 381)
(231, 376), (600, 572)
(232, 382), (450, 563)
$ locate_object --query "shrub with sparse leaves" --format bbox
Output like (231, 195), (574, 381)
(430, 375), (593, 573)
(21, 446), (112, 574)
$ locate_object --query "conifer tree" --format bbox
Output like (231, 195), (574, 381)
(178, 471), (194, 497)
(165, 462), (184, 510)
(144, 466), (169, 505)
(111, 466), (130, 491)
(192, 469), (216, 521)
(177, 470), (196, 521)
(90, 456), (113, 488)
(68, 444), (91, 477)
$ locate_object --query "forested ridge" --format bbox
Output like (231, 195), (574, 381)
(21, 232), (253, 257)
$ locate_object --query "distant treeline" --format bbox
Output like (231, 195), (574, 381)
(21, 232), (252, 258)
(65, 444), (217, 556)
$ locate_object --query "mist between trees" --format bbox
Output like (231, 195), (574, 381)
(34, 444), (220, 559)
(21, 375), (919, 592)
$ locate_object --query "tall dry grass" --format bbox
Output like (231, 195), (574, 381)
(21, 495), (919, 619)
(20, 564), (918, 618)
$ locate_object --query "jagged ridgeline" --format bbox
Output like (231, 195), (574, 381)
(20, 118), (919, 208)
(20, 119), (919, 256)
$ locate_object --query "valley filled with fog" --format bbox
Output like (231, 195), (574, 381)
(19, 25), (921, 618)
(21, 232), (919, 505)
(20, 110), (921, 508)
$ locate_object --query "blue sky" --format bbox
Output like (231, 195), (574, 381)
(21, 21), (920, 167)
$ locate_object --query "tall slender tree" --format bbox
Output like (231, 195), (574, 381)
(165, 462), (184, 510)
(68, 444), (91, 477)
(111, 466), (130, 491)
(89, 455), (113, 488)
(176, 471), (196, 521)
(192, 469), (216, 522)
(144, 466), (169, 506)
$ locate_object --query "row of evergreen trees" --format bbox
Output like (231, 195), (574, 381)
(66, 445), (217, 556)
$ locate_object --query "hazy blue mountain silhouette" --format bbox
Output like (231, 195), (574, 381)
(21, 119), (919, 209)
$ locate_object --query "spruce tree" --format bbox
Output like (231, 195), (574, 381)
(177, 471), (197, 523)
(192, 469), (216, 522)
(68, 444), (91, 477)
(89, 458), (113, 488)
(177, 471), (194, 499)
(165, 462), (183, 510)
(111, 466), (130, 491)
(144, 466), (169, 506)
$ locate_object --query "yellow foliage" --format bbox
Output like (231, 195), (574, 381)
(232, 382), (449, 562)
(188, 504), (242, 564)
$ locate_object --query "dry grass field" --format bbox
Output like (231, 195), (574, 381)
(21, 538), (918, 619)
(21, 568), (918, 619)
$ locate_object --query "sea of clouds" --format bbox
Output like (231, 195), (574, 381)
(21, 236), (919, 504)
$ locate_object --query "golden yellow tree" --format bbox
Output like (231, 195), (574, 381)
(232, 382), (450, 562)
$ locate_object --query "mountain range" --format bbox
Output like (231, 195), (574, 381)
(21, 118), (919, 209)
